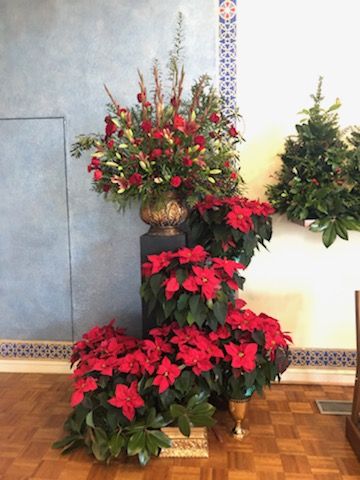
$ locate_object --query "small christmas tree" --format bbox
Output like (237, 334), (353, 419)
(266, 77), (360, 247)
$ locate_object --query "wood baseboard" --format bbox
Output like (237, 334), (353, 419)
(0, 360), (356, 386)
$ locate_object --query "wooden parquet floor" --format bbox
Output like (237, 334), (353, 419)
(0, 373), (359, 480)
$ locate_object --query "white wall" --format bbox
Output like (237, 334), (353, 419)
(237, 0), (360, 349)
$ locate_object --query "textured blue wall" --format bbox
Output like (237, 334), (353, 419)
(0, 0), (217, 340)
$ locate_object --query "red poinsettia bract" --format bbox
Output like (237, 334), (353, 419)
(108, 381), (144, 421)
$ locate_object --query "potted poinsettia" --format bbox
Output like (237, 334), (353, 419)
(188, 195), (274, 266)
(140, 245), (245, 329)
(53, 321), (216, 466)
(266, 77), (360, 247)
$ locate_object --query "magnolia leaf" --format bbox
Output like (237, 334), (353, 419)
(322, 223), (337, 248)
(127, 431), (146, 456)
(170, 404), (186, 418)
(138, 448), (151, 466)
(178, 415), (191, 437)
(148, 430), (172, 449)
(52, 434), (82, 450)
(334, 219), (349, 240)
(86, 411), (95, 428)
(109, 433), (124, 457)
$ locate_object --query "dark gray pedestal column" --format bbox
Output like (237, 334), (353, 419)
(140, 232), (186, 337)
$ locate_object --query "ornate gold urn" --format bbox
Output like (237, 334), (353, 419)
(140, 191), (188, 236)
(228, 398), (249, 440)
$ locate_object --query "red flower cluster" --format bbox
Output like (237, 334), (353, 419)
(75, 72), (243, 210)
(189, 195), (275, 265)
(141, 245), (245, 302)
(196, 195), (274, 231)
(69, 302), (291, 420)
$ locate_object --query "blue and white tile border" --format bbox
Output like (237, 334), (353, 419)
(0, 3), (356, 372)
(218, 0), (238, 117)
(0, 338), (356, 369)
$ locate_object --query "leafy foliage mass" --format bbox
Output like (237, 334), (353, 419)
(266, 77), (360, 247)
(188, 195), (274, 266)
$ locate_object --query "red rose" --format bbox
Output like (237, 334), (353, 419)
(182, 156), (193, 167)
(144, 101), (152, 108)
(150, 148), (162, 159)
(91, 158), (100, 167)
(117, 129), (124, 138)
(230, 172), (237, 180)
(224, 161), (230, 168)
(107, 139), (115, 149)
(311, 178), (320, 186)
(93, 170), (103, 181)
(129, 173), (143, 186)
(164, 149), (172, 157)
(209, 131), (216, 138)
(209, 112), (221, 123)
(174, 136), (182, 146)
(141, 120), (152, 133)
(194, 135), (206, 147)
(229, 126), (238, 137)
(170, 176), (182, 188)
(152, 130), (164, 139)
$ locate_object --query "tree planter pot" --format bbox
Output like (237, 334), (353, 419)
(291, 218), (316, 228)
(159, 427), (209, 458)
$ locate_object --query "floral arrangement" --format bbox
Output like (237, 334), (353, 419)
(266, 77), (360, 247)
(188, 195), (274, 266)
(54, 299), (291, 464)
(140, 245), (245, 329)
(71, 16), (243, 210)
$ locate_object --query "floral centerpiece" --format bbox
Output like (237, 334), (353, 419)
(71, 17), (243, 221)
(266, 77), (360, 247)
(188, 195), (274, 266)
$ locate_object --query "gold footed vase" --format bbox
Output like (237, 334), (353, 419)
(140, 192), (188, 236)
(229, 398), (250, 440)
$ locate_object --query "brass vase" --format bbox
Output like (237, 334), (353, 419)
(140, 191), (188, 236)
(228, 398), (249, 440)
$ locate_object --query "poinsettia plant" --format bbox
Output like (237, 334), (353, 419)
(188, 195), (274, 266)
(54, 307), (291, 465)
(71, 16), (243, 210)
(53, 321), (216, 466)
(140, 245), (245, 330)
(266, 77), (360, 247)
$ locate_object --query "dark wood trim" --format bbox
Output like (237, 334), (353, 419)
(346, 291), (360, 458)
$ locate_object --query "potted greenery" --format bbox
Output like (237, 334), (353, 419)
(266, 77), (360, 247)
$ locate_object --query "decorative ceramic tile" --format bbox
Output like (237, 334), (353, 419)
(0, 340), (356, 369)
(0, 340), (72, 360)
(289, 348), (357, 368)
(219, 0), (237, 117)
